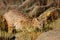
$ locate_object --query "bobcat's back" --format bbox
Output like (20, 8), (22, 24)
(3, 10), (31, 30)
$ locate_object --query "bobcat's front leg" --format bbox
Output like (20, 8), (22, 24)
(8, 26), (13, 36)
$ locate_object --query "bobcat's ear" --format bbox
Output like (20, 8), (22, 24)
(32, 18), (40, 27)
(2, 17), (5, 22)
(32, 18), (39, 23)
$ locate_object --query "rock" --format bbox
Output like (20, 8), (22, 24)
(0, 1), (6, 10)
(36, 27), (60, 40)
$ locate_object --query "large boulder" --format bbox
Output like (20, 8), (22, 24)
(36, 26), (60, 40)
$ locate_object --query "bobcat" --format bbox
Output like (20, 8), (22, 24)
(3, 10), (40, 33)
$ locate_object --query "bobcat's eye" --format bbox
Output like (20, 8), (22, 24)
(12, 28), (17, 33)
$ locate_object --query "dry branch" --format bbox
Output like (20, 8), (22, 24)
(28, 1), (55, 18)
(18, 0), (36, 9)
(28, 5), (40, 17)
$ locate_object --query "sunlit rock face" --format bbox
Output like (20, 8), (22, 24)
(36, 27), (60, 40)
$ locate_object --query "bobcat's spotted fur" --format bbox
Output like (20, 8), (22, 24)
(3, 10), (40, 33)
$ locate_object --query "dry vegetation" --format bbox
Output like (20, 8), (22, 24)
(0, 0), (60, 40)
